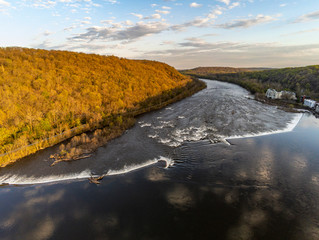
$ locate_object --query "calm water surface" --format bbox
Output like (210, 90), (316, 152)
(0, 80), (319, 240)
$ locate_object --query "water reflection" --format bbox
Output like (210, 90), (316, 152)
(0, 187), (64, 240)
(166, 184), (194, 210)
(0, 111), (319, 239)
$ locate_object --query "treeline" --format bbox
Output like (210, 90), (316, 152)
(0, 47), (204, 166)
(181, 66), (271, 75)
(184, 65), (319, 100)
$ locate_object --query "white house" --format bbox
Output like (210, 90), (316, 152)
(281, 91), (297, 100)
(266, 89), (282, 99)
(266, 89), (297, 100)
(304, 99), (317, 109)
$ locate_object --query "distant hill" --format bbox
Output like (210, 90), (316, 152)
(181, 67), (273, 75)
(183, 65), (319, 100)
(0, 47), (205, 166)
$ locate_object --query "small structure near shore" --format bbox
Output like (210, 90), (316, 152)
(281, 91), (297, 100)
(266, 89), (281, 99)
(315, 103), (319, 113)
(266, 89), (297, 100)
(304, 99), (317, 109)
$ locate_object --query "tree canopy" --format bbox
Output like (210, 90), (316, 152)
(0, 47), (192, 156)
(184, 65), (319, 100)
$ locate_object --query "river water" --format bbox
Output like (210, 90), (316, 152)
(0, 80), (319, 239)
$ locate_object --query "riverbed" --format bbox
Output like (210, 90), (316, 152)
(0, 80), (318, 239)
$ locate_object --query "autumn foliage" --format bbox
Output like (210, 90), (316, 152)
(0, 47), (202, 166)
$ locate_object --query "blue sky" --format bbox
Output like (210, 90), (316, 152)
(0, 0), (319, 68)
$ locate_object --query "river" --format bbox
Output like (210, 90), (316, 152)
(0, 79), (319, 239)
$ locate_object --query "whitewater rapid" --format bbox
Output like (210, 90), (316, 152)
(0, 157), (174, 185)
(223, 113), (303, 143)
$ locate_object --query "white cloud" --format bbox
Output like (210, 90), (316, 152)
(171, 5), (224, 31)
(216, 14), (277, 29)
(294, 10), (319, 23)
(123, 20), (133, 26)
(101, 19), (113, 24)
(81, 20), (91, 24)
(0, 0), (10, 7)
(31, 0), (57, 9)
(144, 13), (161, 19)
(84, 16), (91, 20)
(111, 22), (122, 28)
(71, 21), (169, 42)
(155, 10), (170, 14)
(218, 0), (230, 5)
(171, 17), (212, 31)
(190, 2), (202, 8)
(43, 30), (53, 36)
(282, 28), (319, 36)
(280, 3), (287, 7)
(229, 2), (240, 9)
(142, 38), (319, 69)
(162, 6), (171, 9)
(105, 0), (118, 4)
(64, 26), (76, 31)
(0, 0), (10, 13)
(151, 4), (158, 7)
(208, 9), (223, 19)
(23, 0), (102, 9)
(162, 41), (175, 45)
(131, 13), (143, 19)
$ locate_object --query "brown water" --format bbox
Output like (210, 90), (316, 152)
(0, 80), (318, 239)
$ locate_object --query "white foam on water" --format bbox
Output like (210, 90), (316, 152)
(171, 126), (208, 146)
(148, 134), (158, 139)
(159, 156), (174, 168)
(152, 120), (174, 129)
(167, 142), (182, 147)
(154, 125), (211, 147)
(153, 125), (165, 129)
(106, 156), (174, 175)
(0, 157), (174, 185)
(225, 113), (303, 141)
(0, 169), (92, 185)
(159, 138), (172, 144)
(154, 113), (303, 147)
(140, 123), (152, 127)
(106, 159), (158, 176)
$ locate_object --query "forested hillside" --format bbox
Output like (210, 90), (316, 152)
(0, 47), (205, 166)
(184, 65), (319, 100)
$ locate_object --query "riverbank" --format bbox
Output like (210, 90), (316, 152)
(0, 78), (206, 168)
(253, 93), (310, 112)
(185, 73), (316, 115)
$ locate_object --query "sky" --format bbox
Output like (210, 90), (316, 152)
(0, 0), (319, 69)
